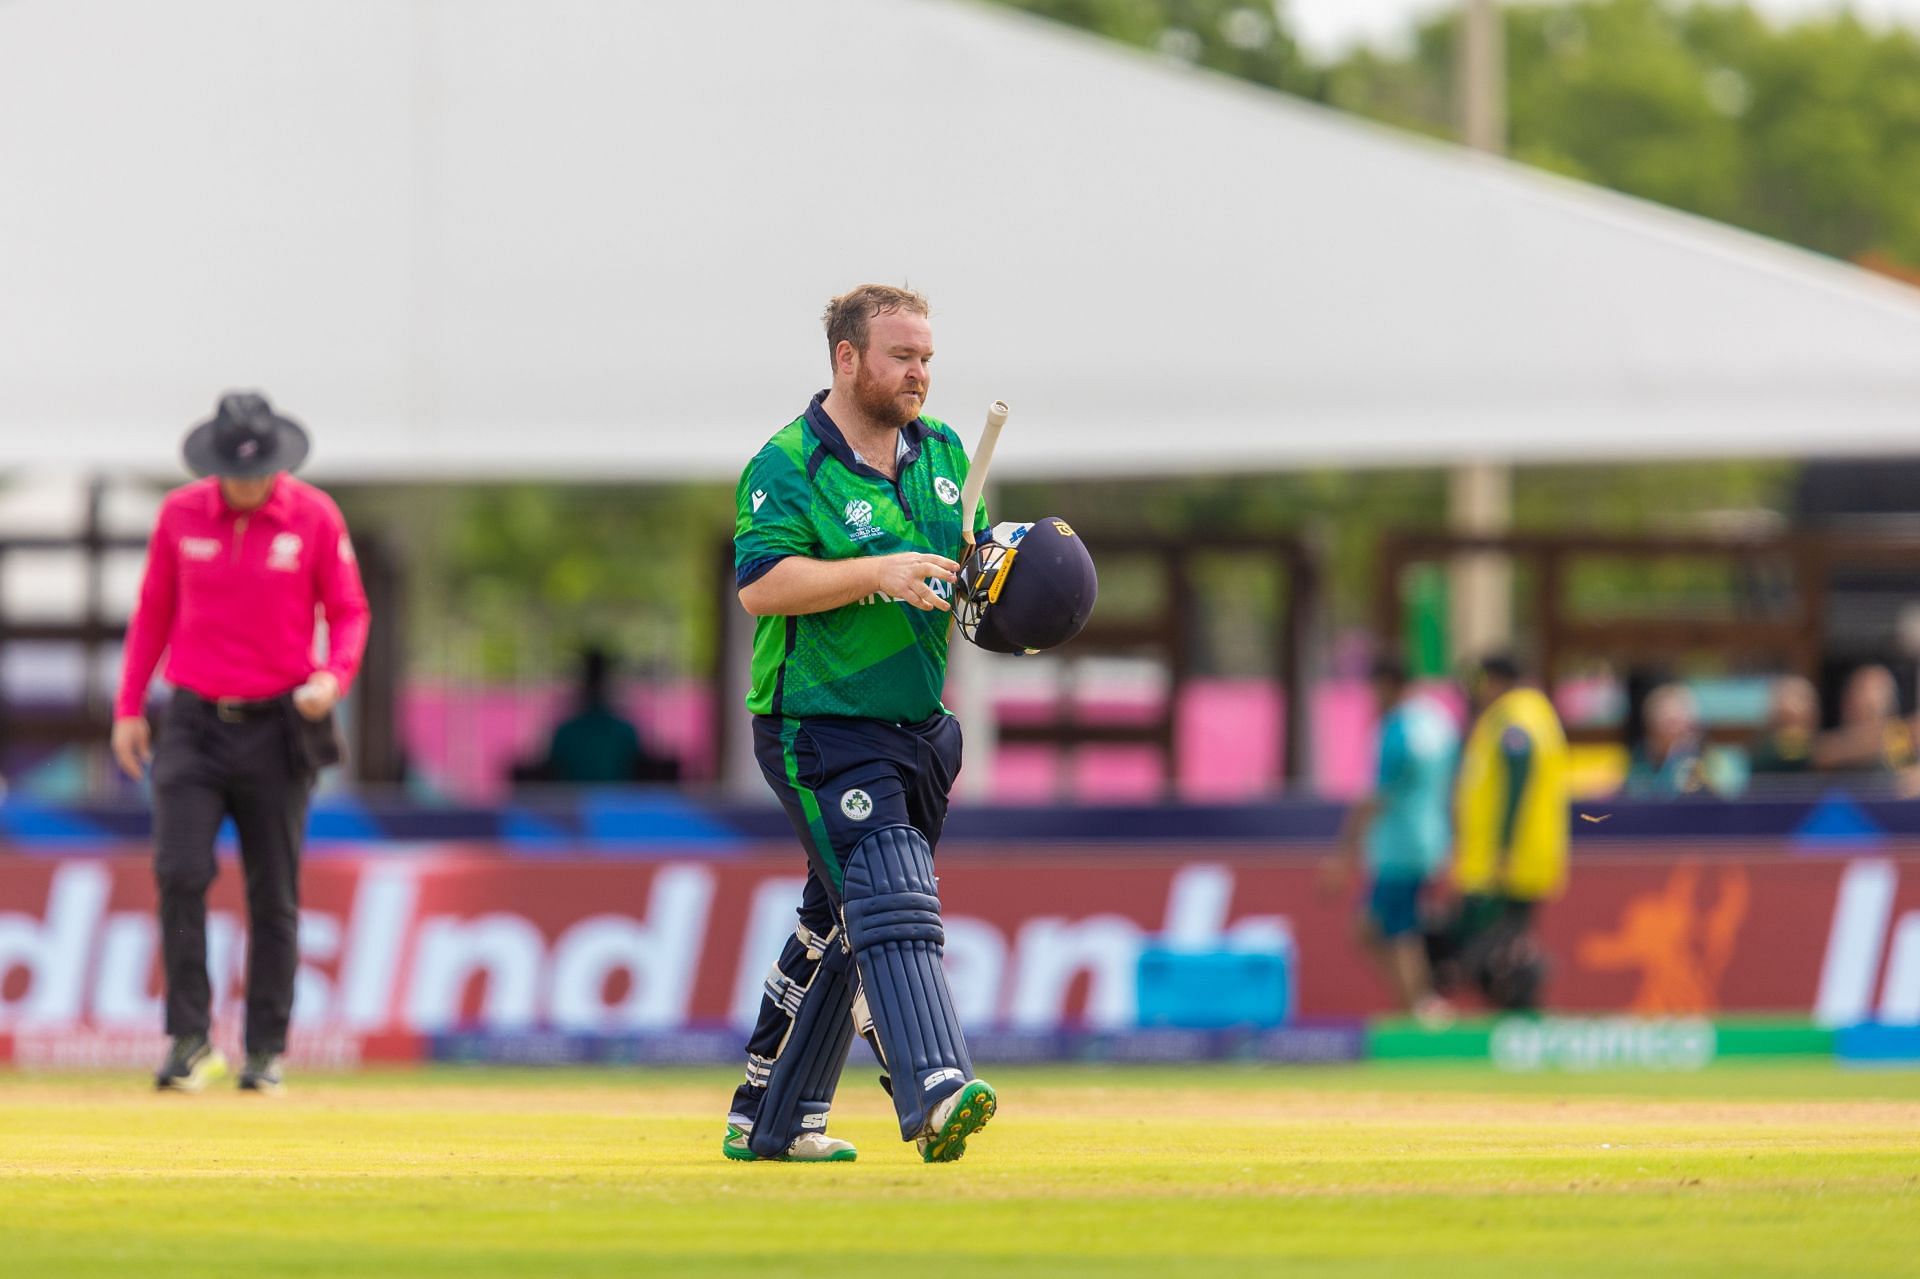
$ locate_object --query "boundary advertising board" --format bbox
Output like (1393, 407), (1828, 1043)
(6, 845), (1920, 1048)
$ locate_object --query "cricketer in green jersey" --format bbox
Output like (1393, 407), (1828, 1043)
(723, 285), (998, 1166)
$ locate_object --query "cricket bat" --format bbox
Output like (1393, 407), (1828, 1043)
(949, 400), (1008, 639)
(959, 399), (1009, 548)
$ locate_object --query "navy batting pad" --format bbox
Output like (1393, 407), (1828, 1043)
(841, 824), (973, 1139)
(747, 929), (858, 1158)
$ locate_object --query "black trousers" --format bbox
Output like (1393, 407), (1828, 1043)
(150, 691), (336, 1055)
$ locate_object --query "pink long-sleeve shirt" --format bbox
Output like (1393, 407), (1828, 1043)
(115, 475), (371, 719)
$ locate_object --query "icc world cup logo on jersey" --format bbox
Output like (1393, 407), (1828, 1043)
(843, 499), (883, 542)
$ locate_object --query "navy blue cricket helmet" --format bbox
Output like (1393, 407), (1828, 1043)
(955, 517), (1098, 654)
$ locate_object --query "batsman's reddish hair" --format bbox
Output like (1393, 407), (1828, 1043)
(823, 285), (931, 361)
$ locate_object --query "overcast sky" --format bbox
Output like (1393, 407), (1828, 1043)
(1284, 0), (1920, 57)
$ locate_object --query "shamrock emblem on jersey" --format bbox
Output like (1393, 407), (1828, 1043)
(934, 476), (960, 505)
(840, 789), (874, 821)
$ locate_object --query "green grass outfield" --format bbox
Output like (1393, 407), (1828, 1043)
(3, 1062), (1918, 1277)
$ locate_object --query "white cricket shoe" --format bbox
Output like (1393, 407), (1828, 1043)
(784, 1132), (858, 1162)
(722, 1123), (857, 1162)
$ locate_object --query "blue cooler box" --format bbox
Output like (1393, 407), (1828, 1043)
(1135, 944), (1295, 1029)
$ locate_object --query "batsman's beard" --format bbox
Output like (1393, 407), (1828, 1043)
(853, 362), (926, 430)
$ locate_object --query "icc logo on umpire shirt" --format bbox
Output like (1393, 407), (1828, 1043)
(840, 789), (873, 820)
(267, 532), (303, 572)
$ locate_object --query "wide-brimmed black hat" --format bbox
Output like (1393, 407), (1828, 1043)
(182, 391), (310, 478)
(955, 516), (1098, 655)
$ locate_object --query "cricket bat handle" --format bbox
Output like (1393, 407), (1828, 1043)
(959, 399), (1009, 546)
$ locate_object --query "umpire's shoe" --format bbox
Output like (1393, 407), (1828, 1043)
(154, 1034), (229, 1093)
(918, 1079), (997, 1163)
(237, 1052), (286, 1096)
(722, 1124), (856, 1162)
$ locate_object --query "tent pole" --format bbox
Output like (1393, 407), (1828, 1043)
(1458, 0), (1505, 155)
(1448, 462), (1513, 667)
(1448, 1), (1513, 667)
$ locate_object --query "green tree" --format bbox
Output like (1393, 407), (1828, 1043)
(994, 0), (1321, 97)
(338, 483), (733, 679)
(1320, 1), (1920, 271)
(1003, 460), (1792, 635)
(999, 0), (1920, 272)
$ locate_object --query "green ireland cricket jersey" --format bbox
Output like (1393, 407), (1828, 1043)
(735, 392), (988, 722)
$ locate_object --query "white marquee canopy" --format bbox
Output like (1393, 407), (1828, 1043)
(3, 0), (1918, 482)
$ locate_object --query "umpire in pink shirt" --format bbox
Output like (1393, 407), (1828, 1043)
(112, 392), (371, 1094)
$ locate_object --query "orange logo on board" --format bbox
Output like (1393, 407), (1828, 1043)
(1576, 863), (1749, 1014)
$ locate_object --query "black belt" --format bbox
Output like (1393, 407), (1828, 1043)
(179, 689), (289, 724)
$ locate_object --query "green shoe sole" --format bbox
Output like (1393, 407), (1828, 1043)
(921, 1080), (996, 1164)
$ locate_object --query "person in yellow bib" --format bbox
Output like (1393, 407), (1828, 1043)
(1433, 654), (1570, 1010)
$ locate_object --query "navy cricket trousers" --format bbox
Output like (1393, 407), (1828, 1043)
(751, 711), (964, 931)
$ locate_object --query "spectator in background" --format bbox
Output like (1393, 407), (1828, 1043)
(1818, 664), (1917, 776)
(1429, 654), (1568, 1012)
(1624, 683), (1705, 797)
(515, 647), (680, 786)
(1322, 654), (1458, 1025)
(1748, 675), (1820, 777)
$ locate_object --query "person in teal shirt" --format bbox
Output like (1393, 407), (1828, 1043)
(1325, 654), (1459, 1021)
(535, 647), (679, 785)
